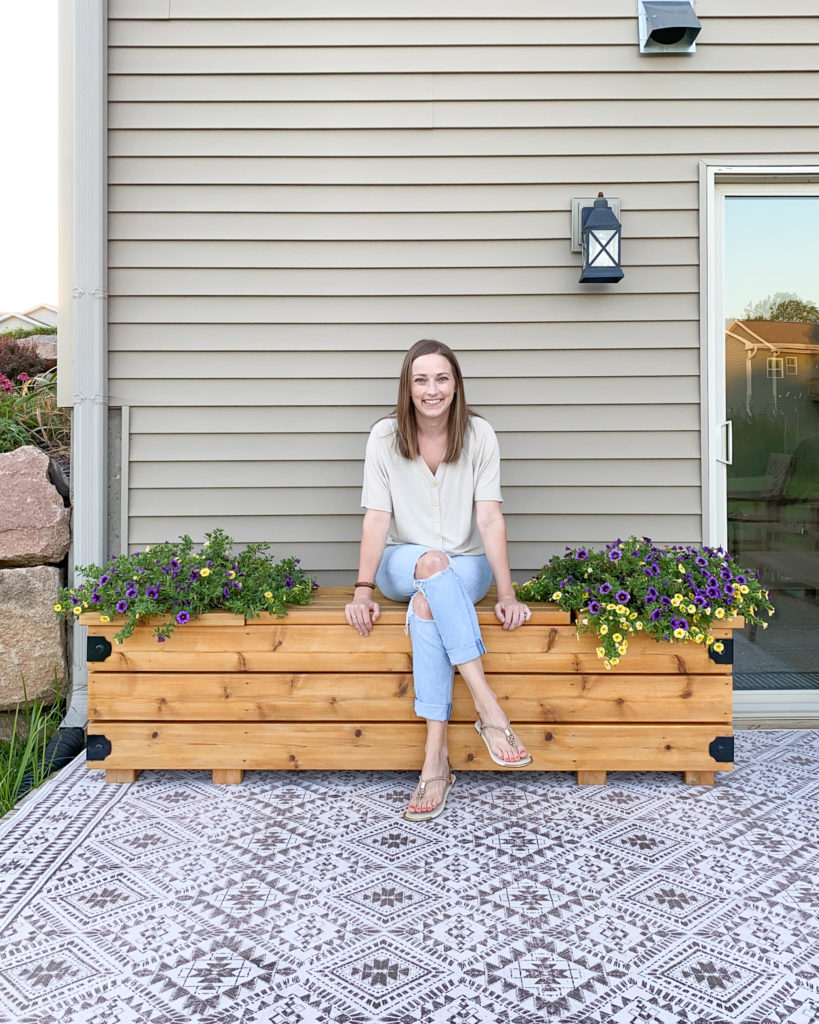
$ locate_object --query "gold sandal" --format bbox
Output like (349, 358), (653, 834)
(474, 720), (533, 768)
(403, 766), (455, 822)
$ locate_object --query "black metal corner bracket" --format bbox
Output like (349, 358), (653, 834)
(87, 636), (112, 662)
(707, 638), (733, 665)
(86, 735), (112, 761)
(709, 736), (734, 763)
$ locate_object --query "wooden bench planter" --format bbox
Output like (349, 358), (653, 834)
(82, 587), (740, 787)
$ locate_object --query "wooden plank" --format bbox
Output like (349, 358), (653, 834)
(88, 672), (732, 723)
(212, 769), (244, 785)
(577, 770), (606, 785)
(85, 722), (733, 772)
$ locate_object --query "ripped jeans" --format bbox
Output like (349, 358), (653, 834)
(376, 544), (493, 722)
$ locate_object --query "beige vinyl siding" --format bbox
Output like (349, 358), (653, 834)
(108, 2), (819, 581)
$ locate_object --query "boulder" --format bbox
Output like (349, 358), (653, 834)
(0, 446), (71, 567)
(18, 334), (57, 370)
(0, 565), (66, 710)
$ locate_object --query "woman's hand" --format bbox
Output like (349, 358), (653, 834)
(494, 595), (531, 631)
(345, 593), (381, 636)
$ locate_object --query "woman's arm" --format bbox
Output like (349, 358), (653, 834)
(475, 500), (530, 631)
(345, 508), (392, 635)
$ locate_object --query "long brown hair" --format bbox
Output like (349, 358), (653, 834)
(391, 339), (477, 463)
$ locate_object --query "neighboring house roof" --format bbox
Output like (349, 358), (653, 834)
(0, 312), (48, 329)
(727, 319), (819, 355)
(23, 303), (58, 326)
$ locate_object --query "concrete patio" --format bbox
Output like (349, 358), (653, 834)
(1, 729), (817, 1024)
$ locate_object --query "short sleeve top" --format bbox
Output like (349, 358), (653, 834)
(361, 415), (503, 556)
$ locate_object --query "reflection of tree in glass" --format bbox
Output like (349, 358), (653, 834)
(742, 291), (819, 323)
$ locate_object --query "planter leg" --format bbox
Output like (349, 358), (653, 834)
(684, 771), (715, 786)
(577, 770), (607, 786)
(105, 769), (140, 784)
(213, 769), (244, 785)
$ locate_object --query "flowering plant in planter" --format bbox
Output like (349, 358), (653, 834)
(514, 536), (775, 669)
(55, 529), (317, 643)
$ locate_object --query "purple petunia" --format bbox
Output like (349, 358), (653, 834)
(222, 586), (231, 599)
(695, 556), (708, 567)
(575, 548), (589, 561)
(650, 608), (663, 621)
(720, 568), (733, 581)
(660, 595), (672, 607)
(175, 610), (190, 625)
(723, 583), (734, 597)
(588, 600), (601, 614)
(157, 635), (166, 643)
(736, 574), (747, 585)
(615, 590), (630, 603)
(91, 589), (101, 604)
(116, 600), (128, 613)
(125, 586), (138, 599)
(145, 584), (160, 600)
(608, 549), (622, 562)
(694, 595), (708, 608)
(99, 574), (111, 586)
(285, 574), (294, 588)
(598, 582), (612, 594)
(189, 568), (200, 581)
(646, 586), (659, 600)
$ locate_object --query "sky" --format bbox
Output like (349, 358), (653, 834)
(0, 3), (58, 313)
(725, 197), (819, 319)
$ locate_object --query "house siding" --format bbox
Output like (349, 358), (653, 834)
(107, 1), (819, 581)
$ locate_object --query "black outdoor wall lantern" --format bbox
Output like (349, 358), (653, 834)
(572, 193), (624, 285)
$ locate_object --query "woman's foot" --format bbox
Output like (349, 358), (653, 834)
(474, 700), (529, 763)
(406, 756), (452, 815)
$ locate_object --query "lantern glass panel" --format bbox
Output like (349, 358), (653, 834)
(588, 230), (619, 267)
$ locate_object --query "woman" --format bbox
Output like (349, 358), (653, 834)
(345, 339), (532, 822)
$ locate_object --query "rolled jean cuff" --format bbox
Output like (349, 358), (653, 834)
(445, 638), (486, 666)
(413, 699), (451, 722)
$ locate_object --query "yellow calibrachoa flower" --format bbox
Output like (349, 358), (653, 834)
(606, 603), (616, 611)
(100, 615), (111, 623)
(596, 646), (605, 657)
(673, 627), (686, 639)
(610, 657), (620, 666)
(715, 607), (725, 618)
(200, 567), (211, 577)
(740, 584), (749, 594)
(603, 659), (612, 670)
(713, 641), (725, 653)
(615, 604), (626, 614)
(599, 624), (608, 635)
(145, 545), (152, 552)
(53, 603), (62, 612)
(227, 570), (236, 579)
(678, 564), (685, 573)
(768, 607), (774, 616)
(706, 636), (715, 646)
(552, 590), (562, 600)
(73, 606), (82, 616)
(694, 634), (704, 643)
(635, 620), (644, 630)
(613, 633), (623, 643)
(687, 604), (696, 614)
(629, 611), (637, 620)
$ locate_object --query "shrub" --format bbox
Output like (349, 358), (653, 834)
(515, 536), (775, 668)
(0, 371), (70, 458)
(0, 337), (48, 381)
(56, 528), (318, 642)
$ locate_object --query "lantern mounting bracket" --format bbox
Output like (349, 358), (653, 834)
(571, 196), (621, 252)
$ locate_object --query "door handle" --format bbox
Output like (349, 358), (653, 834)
(716, 420), (732, 465)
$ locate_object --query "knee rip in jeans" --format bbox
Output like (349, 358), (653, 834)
(406, 553), (452, 633)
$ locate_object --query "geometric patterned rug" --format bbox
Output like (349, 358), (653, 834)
(1, 730), (818, 1024)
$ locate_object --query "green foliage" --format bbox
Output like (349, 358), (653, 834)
(0, 371), (71, 458)
(514, 536), (775, 669)
(742, 292), (819, 323)
(56, 529), (319, 643)
(0, 325), (57, 340)
(0, 687), (64, 816)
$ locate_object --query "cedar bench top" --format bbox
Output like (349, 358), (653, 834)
(80, 586), (570, 627)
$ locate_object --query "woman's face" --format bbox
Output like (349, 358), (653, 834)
(409, 353), (457, 424)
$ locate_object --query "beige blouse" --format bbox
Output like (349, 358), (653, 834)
(361, 416), (503, 556)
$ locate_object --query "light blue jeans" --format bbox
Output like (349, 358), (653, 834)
(376, 544), (493, 722)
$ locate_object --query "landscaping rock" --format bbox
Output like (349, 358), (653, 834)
(0, 565), (66, 710)
(19, 334), (58, 370)
(0, 446), (71, 567)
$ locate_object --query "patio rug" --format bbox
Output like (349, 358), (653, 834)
(1, 730), (818, 1024)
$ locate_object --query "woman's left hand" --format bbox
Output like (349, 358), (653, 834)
(494, 596), (531, 631)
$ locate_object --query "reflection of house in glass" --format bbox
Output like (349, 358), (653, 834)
(726, 319), (819, 607)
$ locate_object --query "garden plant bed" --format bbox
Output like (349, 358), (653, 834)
(82, 587), (740, 787)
